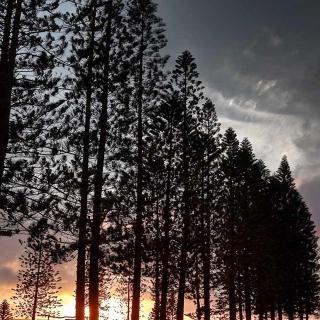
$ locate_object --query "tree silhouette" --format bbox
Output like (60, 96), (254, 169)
(169, 50), (204, 320)
(12, 233), (62, 320)
(0, 300), (13, 320)
(126, 1), (167, 319)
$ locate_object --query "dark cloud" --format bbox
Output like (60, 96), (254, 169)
(157, 0), (320, 223)
(299, 173), (320, 226)
(158, 0), (320, 117)
(0, 236), (23, 264)
(0, 266), (17, 286)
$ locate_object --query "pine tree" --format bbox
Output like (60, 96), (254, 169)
(0, 0), (22, 187)
(270, 156), (320, 320)
(158, 95), (181, 320)
(126, 1), (168, 319)
(236, 139), (271, 320)
(68, 0), (99, 318)
(216, 127), (240, 320)
(195, 99), (221, 320)
(1, 0), (66, 237)
(0, 300), (13, 320)
(12, 234), (62, 320)
(87, 1), (129, 319)
(169, 50), (204, 320)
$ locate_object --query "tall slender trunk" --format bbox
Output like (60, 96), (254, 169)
(270, 303), (275, 320)
(201, 160), (211, 320)
(32, 241), (43, 320)
(305, 301), (309, 320)
(228, 273), (237, 320)
(159, 116), (173, 320)
(239, 295), (243, 320)
(244, 270), (251, 320)
(287, 300), (294, 320)
(277, 304), (282, 320)
(131, 9), (145, 320)
(176, 72), (190, 320)
(195, 258), (202, 320)
(227, 230), (236, 320)
(288, 310), (294, 320)
(89, 2), (112, 320)
(154, 188), (160, 320)
(127, 273), (131, 320)
(299, 301), (304, 320)
(0, 0), (22, 188)
(259, 309), (263, 320)
(227, 182), (236, 320)
(75, 2), (97, 320)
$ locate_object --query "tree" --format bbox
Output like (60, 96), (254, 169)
(194, 99), (221, 320)
(0, 300), (13, 320)
(126, 1), (168, 319)
(67, 0), (98, 319)
(216, 127), (240, 320)
(0, 0), (65, 232)
(169, 50), (204, 320)
(12, 233), (62, 320)
(87, 1), (128, 319)
(270, 157), (320, 320)
(0, 0), (22, 187)
(236, 139), (271, 320)
(158, 95), (181, 320)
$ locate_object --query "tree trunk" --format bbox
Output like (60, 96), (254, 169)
(154, 191), (160, 320)
(131, 10), (145, 320)
(89, 2), (112, 320)
(239, 297), (243, 320)
(244, 271), (251, 320)
(76, 2), (97, 320)
(201, 163), (211, 320)
(298, 301), (304, 320)
(195, 258), (202, 320)
(0, 0), (22, 188)
(127, 273), (131, 320)
(227, 227), (236, 320)
(176, 71), (190, 320)
(227, 182), (236, 320)
(288, 311), (294, 320)
(159, 116), (173, 320)
(277, 304), (282, 320)
(259, 310), (263, 320)
(228, 275), (237, 320)
(270, 303), (275, 320)
(32, 241), (43, 320)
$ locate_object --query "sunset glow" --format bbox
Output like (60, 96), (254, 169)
(58, 295), (154, 320)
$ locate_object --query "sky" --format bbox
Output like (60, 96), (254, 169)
(1, 0), (320, 318)
(157, 0), (320, 225)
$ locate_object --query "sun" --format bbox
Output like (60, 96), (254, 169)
(59, 294), (76, 316)
(105, 298), (126, 320)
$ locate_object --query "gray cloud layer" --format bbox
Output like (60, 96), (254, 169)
(157, 0), (320, 223)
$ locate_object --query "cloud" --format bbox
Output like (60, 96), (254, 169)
(297, 171), (320, 226)
(157, 0), (320, 225)
(0, 266), (17, 285)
